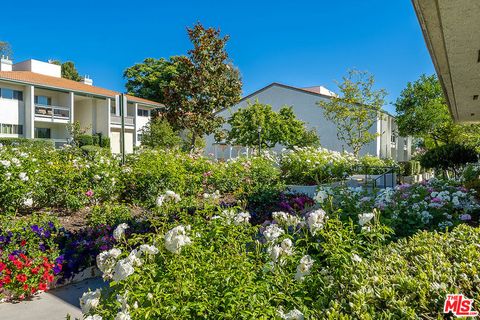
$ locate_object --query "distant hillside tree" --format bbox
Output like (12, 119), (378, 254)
(0, 41), (12, 58)
(317, 69), (387, 157)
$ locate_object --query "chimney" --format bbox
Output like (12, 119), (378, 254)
(0, 55), (13, 71)
(81, 75), (93, 86)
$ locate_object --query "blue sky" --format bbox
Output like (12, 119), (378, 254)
(0, 0), (434, 114)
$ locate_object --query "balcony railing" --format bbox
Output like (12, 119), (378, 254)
(35, 105), (70, 121)
(111, 114), (135, 126)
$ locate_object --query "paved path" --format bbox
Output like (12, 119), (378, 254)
(0, 278), (106, 320)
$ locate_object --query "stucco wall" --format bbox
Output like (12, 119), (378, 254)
(205, 84), (408, 160)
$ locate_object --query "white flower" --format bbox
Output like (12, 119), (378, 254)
(278, 308), (304, 320)
(139, 244), (159, 255)
(117, 292), (129, 311)
(0, 160), (10, 167)
(233, 212), (251, 225)
(112, 258), (135, 282)
(263, 224), (284, 242)
(5, 172), (11, 180)
(85, 315), (102, 320)
(97, 248), (122, 279)
(314, 189), (329, 204)
(94, 174), (101, 181)
(352, 254), (362, 263)
(269, 238), (294, 264)
(80, 289), (101, 314)
(113, 223), (129, 241)
(18, 172), (29, 182)
(156, 195), (165, 207)
(272, 212), (301, 227)
(23, 198), (33, 207)
(126, 249), (143, 267)
(358, 212), (374, 226)
(307, 209), (327, 235)
(147, 293), (154, 300)
(114, 311), (131, 320)
(165, 190), (181, 202)
(11, 158), (20, 166)
(295, 255), (314, 281)
(164, 225), (192, 254)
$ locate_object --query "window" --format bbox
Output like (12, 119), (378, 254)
(137, 109), (149, 117)
(391, 134), (396, 143)
(34, 128), (51, 139)
(0, 124), (23, 134)
(0, 88), (23, 101)
(34, 95), (52, 105)
(137, 134), (143, 143)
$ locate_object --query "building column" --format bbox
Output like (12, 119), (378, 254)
(133, 103), (138, 146)
(106, 98), (112, 138)
(24, 85), (35, 139)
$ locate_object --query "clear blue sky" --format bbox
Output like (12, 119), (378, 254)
(0, 0), (434, 114)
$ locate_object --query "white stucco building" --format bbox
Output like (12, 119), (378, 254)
(206, 83), (412, 161)
(0, 57), (160, 153)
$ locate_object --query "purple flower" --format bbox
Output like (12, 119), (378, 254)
(460, 214), (472, 221)
(431, 197), (442, 203)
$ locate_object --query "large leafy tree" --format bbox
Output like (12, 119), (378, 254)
(395, 74), (480, 150)
(226, 101), (319, 150)
(124, 22), (242, 150)
(317, 69), (387, 157)
(395, 74), (454, 147)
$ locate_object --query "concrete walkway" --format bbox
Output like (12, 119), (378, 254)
(0, 278), (106, 320)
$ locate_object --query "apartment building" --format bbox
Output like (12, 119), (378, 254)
(205, 83), (413, 161)
(0, 56), (160, 153)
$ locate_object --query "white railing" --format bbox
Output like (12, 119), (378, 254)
(111, 114), (135, 126)
(35, 105), (70, 120)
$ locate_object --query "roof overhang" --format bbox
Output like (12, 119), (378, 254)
(412, 0), (480, 123)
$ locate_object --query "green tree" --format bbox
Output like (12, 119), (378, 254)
(395, 74), (480, 150)
(394, 74), (454, 146)
(124, 22), (242, 151)
(226, 101), (319, 150)
(0, 41), (12, 58)
(139, 116), (182, 149)
(317, 69), (387, 157)
(124, 58), (178, 103)
(50, 60), (82, 81)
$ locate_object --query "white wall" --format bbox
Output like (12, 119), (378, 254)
(0, 82), (25, 135)
(205, 84), (411, 161)
(74, 99), (94, 133)
(13, 59), (61, 78)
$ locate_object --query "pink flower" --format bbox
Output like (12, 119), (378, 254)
(431, 197), (442, 203)
(85, 189), (94, 197)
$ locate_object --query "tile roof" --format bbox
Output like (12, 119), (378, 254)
(0, 71), (162, 107)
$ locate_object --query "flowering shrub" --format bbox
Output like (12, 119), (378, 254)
(0, 144), (123, 212)
(316, 178), (480, 237)
(280, 147), (356, 185)
(0, 214), (62, 300)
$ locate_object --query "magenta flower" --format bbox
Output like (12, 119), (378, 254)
(85, 189), (94, 197)
(431, 197), (442, 203)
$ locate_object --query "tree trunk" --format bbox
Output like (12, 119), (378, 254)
(190, 133), (197, 153)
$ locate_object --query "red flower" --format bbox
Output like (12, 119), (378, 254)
(13, 259), (23, 270)
(20, 253), (27, 261)
(3, 276), (11, 284)
(42, 271), (54, 283)
(23, 284), (28, 291)
(31, 267), (40, 275)
(38, 283), (47, 291)
(0, 262), (6, 272)
(20, 240), (26, 246)
(30, 286), (37, 294)
(16, 274), (27, 283)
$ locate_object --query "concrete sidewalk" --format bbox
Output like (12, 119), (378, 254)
(0, 278), (105, 320)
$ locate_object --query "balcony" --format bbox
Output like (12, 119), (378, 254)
(35, 105), (70, 123)
(111, 114), (135, 127)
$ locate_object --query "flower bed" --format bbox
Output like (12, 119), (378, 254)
(0, 215), (63, 300)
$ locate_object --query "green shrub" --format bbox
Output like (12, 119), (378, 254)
(0, 138), (55, 148)
(80, 145), (107, 158)
(325, 225), (480, 318)
(100, 136), (110, 148)
(86, 204), (134, 227)
(92, 134), (100, 146)
(420, 143), (478, 177)
(77, 134), (94, 147)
